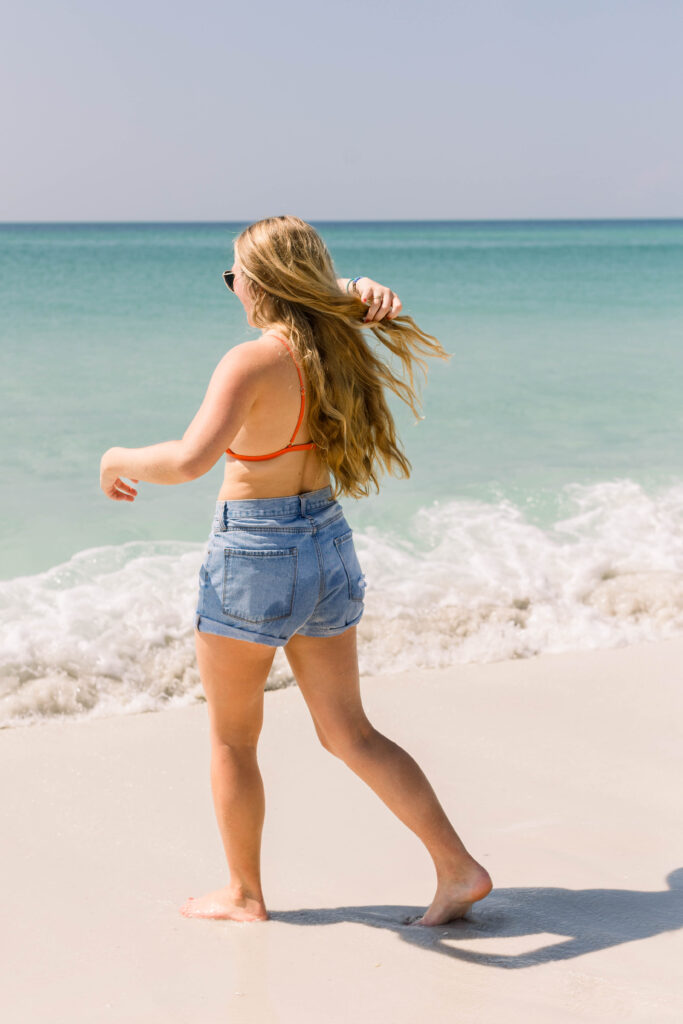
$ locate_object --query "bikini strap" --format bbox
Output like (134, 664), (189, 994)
(270, 334), (307, 446)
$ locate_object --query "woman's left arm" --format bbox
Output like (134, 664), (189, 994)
(100, 343), (261, 502)
(336, 277), (403, 322)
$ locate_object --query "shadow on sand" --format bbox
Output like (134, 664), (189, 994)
(267, 867), (683, 968)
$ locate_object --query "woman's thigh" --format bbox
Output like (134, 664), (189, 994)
(283, 626), (372, 751)
(195, 629), (276, 746)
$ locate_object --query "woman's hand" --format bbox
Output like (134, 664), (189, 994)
(354, 277), (403, 322)
(340, 277), (403, 322)
(100, 448), (138, 502)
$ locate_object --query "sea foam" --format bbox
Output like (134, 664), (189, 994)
(1, 478), (682, 728)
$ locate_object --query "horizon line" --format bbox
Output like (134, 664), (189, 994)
(1, 216), (683, 226)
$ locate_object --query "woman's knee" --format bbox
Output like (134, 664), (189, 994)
(321, 719), (377, 761)
(312, 719), (334, 753)
(210, 721), (262, 751)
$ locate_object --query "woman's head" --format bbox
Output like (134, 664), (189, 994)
(232, 216), (341, 330)
(227, 215), (450, 499)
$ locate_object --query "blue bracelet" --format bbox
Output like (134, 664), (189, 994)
(347, 276), (362, 294)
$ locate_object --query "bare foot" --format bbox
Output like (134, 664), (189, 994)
(406, 863), (493, 927)
(179, 885), (268, 922)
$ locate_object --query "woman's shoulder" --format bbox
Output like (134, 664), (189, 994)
(232, 328), (292, 354)
(217, 331), (293, 381)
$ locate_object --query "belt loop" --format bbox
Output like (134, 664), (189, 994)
(220, 504), (228, 532)
(299, 494), (306, 517)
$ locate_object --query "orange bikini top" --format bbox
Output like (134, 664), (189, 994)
(225, 335), (318, 462)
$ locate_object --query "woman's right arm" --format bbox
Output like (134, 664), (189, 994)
(100, 344), (261, 500)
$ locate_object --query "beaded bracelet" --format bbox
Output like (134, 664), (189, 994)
(346, 276), (362, 295)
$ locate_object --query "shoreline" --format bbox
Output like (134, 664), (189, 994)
(3, 633), (682, 1022)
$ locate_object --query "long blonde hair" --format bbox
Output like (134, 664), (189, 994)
(234, 216), (450, 499)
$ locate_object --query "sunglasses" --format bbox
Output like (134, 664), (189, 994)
(223, 270), (236, 292)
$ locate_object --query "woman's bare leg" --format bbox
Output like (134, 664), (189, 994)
(179, 630), (276, 922)
(284, 627), (493, 926)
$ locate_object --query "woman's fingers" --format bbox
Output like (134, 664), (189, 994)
(376, 291), (395, 320)
(358, 279), (383, 316)
(363, 293), (384, 321)
(103, 477), (138, 501)
(357, 279), (402, 322)
(116, 478), (138, 498)
(364, 291), (400, 322)
(387, 294), (403, 320)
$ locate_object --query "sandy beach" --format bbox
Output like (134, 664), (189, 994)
(3, 633), (682, 1023)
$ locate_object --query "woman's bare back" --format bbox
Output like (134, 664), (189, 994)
(218, 331), (330, 500)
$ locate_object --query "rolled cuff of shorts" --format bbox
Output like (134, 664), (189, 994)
(194, 613), (285, 647)
(295, 604), (364, 638)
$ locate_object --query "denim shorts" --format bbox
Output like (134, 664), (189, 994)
(194, 485), (367, 647)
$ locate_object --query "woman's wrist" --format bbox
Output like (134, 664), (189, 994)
(101, 446), (123, 472)
(346, 276), (362, 295)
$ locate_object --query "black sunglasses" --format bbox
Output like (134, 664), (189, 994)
(223, 270), (236, 292)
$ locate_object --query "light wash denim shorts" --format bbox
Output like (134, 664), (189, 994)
(195, 486), (366, 647)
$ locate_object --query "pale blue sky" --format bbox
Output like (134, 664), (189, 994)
(2, 0), (681, 220)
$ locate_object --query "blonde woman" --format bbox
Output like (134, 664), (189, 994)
(100, 216), (492, 926)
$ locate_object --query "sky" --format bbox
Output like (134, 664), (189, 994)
(1, 0), (682, 221)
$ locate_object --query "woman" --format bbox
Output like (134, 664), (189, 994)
(100, 216), (492, 926)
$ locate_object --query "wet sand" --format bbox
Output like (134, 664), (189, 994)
(2, 634), (682, 1023)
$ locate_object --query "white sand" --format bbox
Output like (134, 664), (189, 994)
(2, 635), (683, 1023)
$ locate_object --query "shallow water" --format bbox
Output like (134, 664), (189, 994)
(1, 220), (682, 725)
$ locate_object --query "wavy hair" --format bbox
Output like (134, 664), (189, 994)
(234, 215), (450, 499)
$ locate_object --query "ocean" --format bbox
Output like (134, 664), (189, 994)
(1, 220), (682, 727)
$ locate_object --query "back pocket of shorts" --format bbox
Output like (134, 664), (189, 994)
(222, 547), (298, 622)
(333, 531), (366, 603)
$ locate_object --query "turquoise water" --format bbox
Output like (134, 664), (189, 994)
(1, 220), (682, 726)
